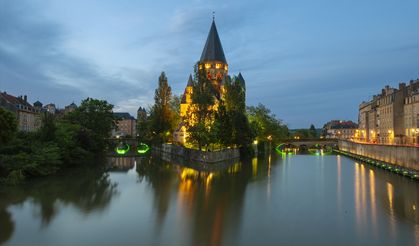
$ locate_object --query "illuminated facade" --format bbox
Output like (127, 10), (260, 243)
(174, 19), (245, 144)
(322, 120), (358, 139)
(358, 80), (419, 144)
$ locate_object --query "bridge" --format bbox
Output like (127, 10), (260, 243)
(106, 138), (150, 156)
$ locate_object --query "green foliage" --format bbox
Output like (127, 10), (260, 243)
(185, 71), (253, 149)
(185, 68), (216, 149)
(0, 97), (116, 184)
(39, 112), (57, 141)
(309, 124), (318, 138)
(148, 72), (176, 143)
(247, 104), (288, 144)
(223, 76), (253, 147)
(0, 108), (17, 145)
(66, 98), (115, 153)
(54, 122), (90, 164)
(0, 133), (62, 184)
(291, 125), (319, 139)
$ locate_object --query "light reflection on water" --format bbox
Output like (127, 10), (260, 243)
(0, 154), (418, 246)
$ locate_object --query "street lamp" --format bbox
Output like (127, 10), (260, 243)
(267, 135), (272, 153)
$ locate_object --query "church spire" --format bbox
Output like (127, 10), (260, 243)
(200, 19), (227, 63)
(187, 74), (193, 86)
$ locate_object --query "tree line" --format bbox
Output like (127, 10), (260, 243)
(0, 98), (116, 184)
(137, 70), (289, 153)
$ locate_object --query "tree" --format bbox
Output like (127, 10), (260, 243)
(149, 72), (175, 143)
(0, 108), (17, 145)
(223, 76), (253, 147)
(66, 98), (116, 153)
(169, 94), (181, 133)
(247, 104), (288, 144)
(39, 112), (56, 142)
(185, 68), (217, 150)
(309, 124), (317, 138)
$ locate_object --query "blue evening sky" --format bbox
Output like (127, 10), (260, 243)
(1, 0), (418, 128)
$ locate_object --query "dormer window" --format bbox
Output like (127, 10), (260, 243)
(215, 63), (222, 69)
(224, 64), (228, 70)
(205, 63), (211, 69)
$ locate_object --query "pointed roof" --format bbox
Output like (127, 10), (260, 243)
(200, 20), (227, 63)
(187, 74), (194, 86)
(34, 100), (43, 107)
(237, 72), (245, 87)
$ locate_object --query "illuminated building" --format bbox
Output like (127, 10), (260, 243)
(174, 19), (246, 144)
(358, 80), (419, 144)
(322, 120), (358, 139)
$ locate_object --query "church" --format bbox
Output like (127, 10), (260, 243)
(174, 18), (246, 144)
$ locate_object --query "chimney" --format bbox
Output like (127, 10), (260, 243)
(24, 95), (27, 102)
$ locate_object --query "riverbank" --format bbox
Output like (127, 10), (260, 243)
(334, 149), (419, 180)
(338, 140), (418, 171)
(154, 143), (240, 164)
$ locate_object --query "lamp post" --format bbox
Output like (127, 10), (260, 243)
(267, 135), (272, 154)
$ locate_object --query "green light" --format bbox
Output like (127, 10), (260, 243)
(116, 144), (130, 155)
(137, 143), (150, 154)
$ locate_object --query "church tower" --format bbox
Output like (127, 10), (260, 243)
(179, 19), (228, 118)
(197, 19), (229, 93)
(175, 18), (245, 144)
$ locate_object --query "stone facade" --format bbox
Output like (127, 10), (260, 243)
(338, 140), (418, 171)
(0, 92), (41, 132)
(158, 144), (240, 164)
(113, 112), (136, 137)
(322, 120), (358, 139)
(358, 80), (419, 144)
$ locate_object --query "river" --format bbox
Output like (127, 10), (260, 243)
(0, 153), (418, 246)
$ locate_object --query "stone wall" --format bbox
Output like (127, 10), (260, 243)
(338, 140), (419, 170)
(155, 144), (240, 164)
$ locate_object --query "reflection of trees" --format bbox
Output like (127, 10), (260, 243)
(137, 156), (177, 228)
(0, 166), (118, 243)
(0, 209), (14, 245)
(182, 161), (254, 246)
(136, 154), (276, 246)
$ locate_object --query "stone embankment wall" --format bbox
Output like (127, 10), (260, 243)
(338, 140), (419, 170)
(155, 144), (240, 163)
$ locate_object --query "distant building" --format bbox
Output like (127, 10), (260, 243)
(322, 120), (358, 139)
(137, 107), (147, 122)
(44, 103), (57, 114)
(358, 80), (419, 144)
(404, 83), (419, 144)
(33, 100), (43, 111)
(64, 102), (77, 114)
(113, 112), (136, 137)
(0, 92), (41, 132)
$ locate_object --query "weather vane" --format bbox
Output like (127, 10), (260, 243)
(212, 11), (215, 21)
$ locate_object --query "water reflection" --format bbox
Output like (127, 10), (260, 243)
(134, 155), (274, 246)
(352, 159), (419, 244)
(0, 166), (118, 245)
(0, 154), (418, 246)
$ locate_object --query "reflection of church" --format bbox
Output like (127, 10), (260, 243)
(174, 18), (246, 144)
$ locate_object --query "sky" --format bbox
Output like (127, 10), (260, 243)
(1, 0), (418, 128)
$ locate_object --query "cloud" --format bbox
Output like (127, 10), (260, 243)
(0, 0), (152, 114)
